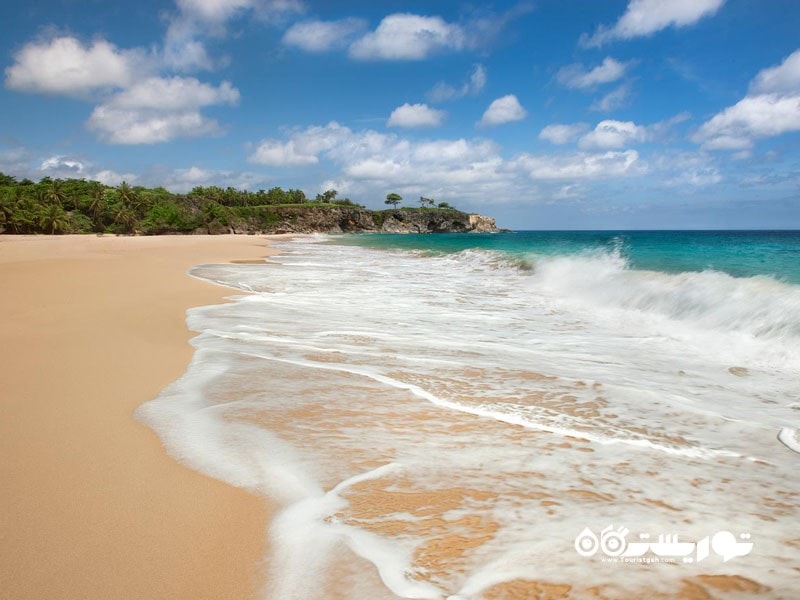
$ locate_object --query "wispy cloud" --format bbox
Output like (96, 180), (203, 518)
(539, 123), (590, 145)
(164, 0), (305, 71)
(556, 57), (629, 89)
(581, 0), (726, 47)
(428, 64), (486, 102)
(162, 164), (268, 192)
(282, 18), (366, 52)
(591, 83), (632, 112)
(513, 150), (642, 180)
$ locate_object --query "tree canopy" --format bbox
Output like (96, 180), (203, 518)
(385, 192), (402, 208)
(0, 173), (461, 235)
(0, 173), (354, 235)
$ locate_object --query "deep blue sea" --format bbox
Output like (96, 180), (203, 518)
(140, 230), (800, 598)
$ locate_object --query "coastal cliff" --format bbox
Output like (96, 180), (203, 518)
(0, 172), (503, 235)
(229, 206), (501, 235)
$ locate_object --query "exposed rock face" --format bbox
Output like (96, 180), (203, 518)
(269, 205), (377, 234)
(243, 206), (501, 234)
(377, 209), (498, 234)
(468, 214), (499, 233)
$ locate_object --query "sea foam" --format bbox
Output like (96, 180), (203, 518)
(137, 236), (800, 599)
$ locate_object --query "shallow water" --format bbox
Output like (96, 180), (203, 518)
(137, 233), (800, 598)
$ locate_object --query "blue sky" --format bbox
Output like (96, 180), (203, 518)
(1, 0), (800, 229)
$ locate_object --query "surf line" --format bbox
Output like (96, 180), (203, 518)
(232, 349), (743, 460)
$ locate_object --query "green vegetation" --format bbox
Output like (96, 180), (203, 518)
(0, 173), (466, 235)
(0, 174), (369, 235)
(385, 192), (402, 208)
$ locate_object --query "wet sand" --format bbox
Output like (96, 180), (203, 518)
(0, 234), (284, 600)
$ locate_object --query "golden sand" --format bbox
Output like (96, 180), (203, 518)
(0, 234), (284, 600)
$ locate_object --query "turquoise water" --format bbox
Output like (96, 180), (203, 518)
(336, 230), (800, 284)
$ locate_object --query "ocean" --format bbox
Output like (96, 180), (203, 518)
(137, 230), (800, 599)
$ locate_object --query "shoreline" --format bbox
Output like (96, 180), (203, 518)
(0, 234), (287, 600)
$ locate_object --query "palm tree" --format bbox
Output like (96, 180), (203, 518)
(86, 182), (107, 229)
(114, 205), (137, 232)
(38, 204), (69, 234)
(34, 188), (48, 206)
(48, 180), (66, 207)
(0, 192), (15, 227)
(117, 181), (139, 210)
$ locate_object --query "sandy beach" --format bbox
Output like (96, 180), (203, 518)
(1, 233), (792, 600)
(0, 234), (282, 600)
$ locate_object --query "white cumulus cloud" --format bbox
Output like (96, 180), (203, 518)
(579, 120), (647, 149)
(249, 121), (352, 166)
(694, 94), (800, 151)
(103, 76), (239, 110)
(479, 95), (527, 127)
(248, 122), (512, 201)
(582, 0), (726, 47)
(556, 57), (629, 89)
(245, 120), (654, 207)
(94, 169), (137, 186)
(41, 155), (87, 174)
(88, 107), (224, 144)
(694, 49), (800, 151)
(86, 76), (239, 144)
(349, 14), (465, 60)
(248, 140), (320, 166)
(387, 103), (446, 128)
(4, 36), (146, 98)
(283, 18), (366, 52)
(38, 155), (137, 184)
(749, 49), (800, 95)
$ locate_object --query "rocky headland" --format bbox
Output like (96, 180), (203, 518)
(244, 206), (501, 235)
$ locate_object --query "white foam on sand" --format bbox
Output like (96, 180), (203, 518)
(137, 237), (800, 598)
(778, 427), (800, 454)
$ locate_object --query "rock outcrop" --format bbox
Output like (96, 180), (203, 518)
(468, 214), (500, 233)
(232, 206), (501, 234)
(376, 209), (498, 234)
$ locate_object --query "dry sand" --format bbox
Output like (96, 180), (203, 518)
(0, 234), (284, 600)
